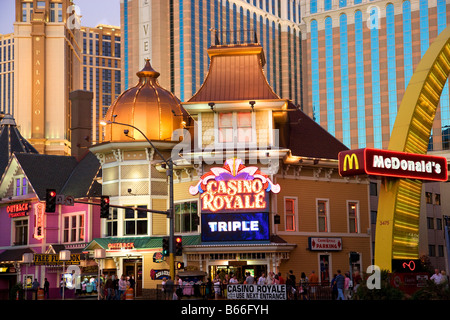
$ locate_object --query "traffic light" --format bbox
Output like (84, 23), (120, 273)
(175, 236), (183, 256)
(100, 196), (110, 218)
(176, 262), (184, 270)
(162, 237), (169, 257)
(45, 189), (57, 212)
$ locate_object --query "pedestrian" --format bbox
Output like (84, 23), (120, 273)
(60, 276), (65, 298)
(299, 272), (309, 300)
(277, 272), (285, 284)
(118, 275), (129, 300)
(273, 273), (280, 284)
(213, 274), (221, 300)
(431, 268), (443, 284)
(112, 274), (119, 300)
(176, 275), (183, 299)
(105, 275), (114, 300)
(352, 270), (362, 294)
(165, 276), (175, 300)
(344, 272), (351, 299)
(330, 274), (338, 300)
(245, 272), (254, 284)
(309, 270), (318, 299)
(286, 272), (295, 300)
(229, 274), (238, 284)
(129, 275), (135, 290)
(267, 272), (274, 285)
(335, 270), (345, 300)
(257, 272), (267, 285)
(32, 278), (40, 300)
(44, 278), (50, 299)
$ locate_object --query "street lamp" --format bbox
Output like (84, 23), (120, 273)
(100, 119), (176, 280)
(59, 250), (71, 300)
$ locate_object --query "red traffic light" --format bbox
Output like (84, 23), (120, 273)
(49, 190), (56, 197)
(176, 237), (182, 243)
(103, 197), (110, 204)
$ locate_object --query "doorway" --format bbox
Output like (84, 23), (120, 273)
(123, 258), (142, 296)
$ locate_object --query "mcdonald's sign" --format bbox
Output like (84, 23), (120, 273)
(338, 149), (366, 176)
(338, 148), (448, 181)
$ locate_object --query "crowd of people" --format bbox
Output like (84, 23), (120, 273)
(159, 269), (362, 300)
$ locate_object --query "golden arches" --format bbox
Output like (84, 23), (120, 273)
(375, 26), (450, 271)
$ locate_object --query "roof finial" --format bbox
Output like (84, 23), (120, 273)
(136, 59), (160, 79)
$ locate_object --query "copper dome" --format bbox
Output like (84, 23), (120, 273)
(103, 60), (183, 142)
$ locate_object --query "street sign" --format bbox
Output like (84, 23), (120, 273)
(55, 194), (75, 206)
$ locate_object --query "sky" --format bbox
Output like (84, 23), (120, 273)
(0, 0), (121, 34)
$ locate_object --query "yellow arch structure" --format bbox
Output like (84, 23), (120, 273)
(375, 26), (450, 271)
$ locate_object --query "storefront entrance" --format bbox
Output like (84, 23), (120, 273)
(124, 259), (142, 296)
(209, 263), (268, 283)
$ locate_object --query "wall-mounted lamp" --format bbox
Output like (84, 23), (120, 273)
(249, 101), (256, 112)
(208, 102), (215, 113)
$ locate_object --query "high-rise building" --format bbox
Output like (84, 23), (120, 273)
(12, 0), (81, 155)
(80, 24), (121, 143)
(121, 0), (304, 105)
(301, 0), (450, 151)
(0, 1), (122, 153)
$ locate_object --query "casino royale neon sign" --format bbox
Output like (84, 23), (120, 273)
(190, 158), (280, 213)
(201, 179), (267, 212)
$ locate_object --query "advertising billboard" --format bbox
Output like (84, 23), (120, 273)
(201, 212), (269, 242)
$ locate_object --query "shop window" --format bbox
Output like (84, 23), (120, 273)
(63, 214), (85, 243)
(15, 176), (28, 196)
(284, 198), (296, 231)
(124, 206), (148, 236)
(175, 201), (199, 233)
(319, 255), (330, 283)
(347, 201), (359, 233)
(107, 208), (118, 237)
(317, 199), (329, 232)
(14, 219), (28, 246)
(216, 112), (254, 146)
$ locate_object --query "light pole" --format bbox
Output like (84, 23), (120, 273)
(59, 250), (71, 300)
(100, 120), (176, 280)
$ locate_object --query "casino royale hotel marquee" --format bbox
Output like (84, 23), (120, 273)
(169, 43), (372, 284)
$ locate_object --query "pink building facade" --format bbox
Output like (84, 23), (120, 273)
(0, 152), (102, 299)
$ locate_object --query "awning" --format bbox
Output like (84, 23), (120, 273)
(83, 235), (201, 252)
(0, 248), (34, 263)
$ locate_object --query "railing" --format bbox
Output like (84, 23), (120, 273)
(155, 283), (338, 300)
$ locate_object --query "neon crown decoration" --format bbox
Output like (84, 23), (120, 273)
(189, 158), (281, 196)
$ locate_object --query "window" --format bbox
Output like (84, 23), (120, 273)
(348, 201), (359, 233)
(14, 219), (28, 246)
(124, 206), (148, 235)
(63, 214), (85, 243)
(107, 208), (118, 237)
(37, 1), (45, 8)
(436, 218), (443, 230)
(284, 198), (296, 231)
(438, 245), (444, 257)
(435, 193), (441, 205)
(317, 199), (329, 232)
(427, 217), (434, 229)
(22, 2), (33, 22)
(370, 210), (377, 224)
(217, 112), (253, 145)
(369, 182), (378, 196)
(175, 201), (199, 233)
(50, 3), (63, 22)
(429, 244), (436, 257)
(425, 192), (433, 204)
(15, 177), (28, 196)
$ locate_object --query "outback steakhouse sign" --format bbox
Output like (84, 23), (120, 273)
(338, 148), (448, 181)
(7, 203), (30, 217)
